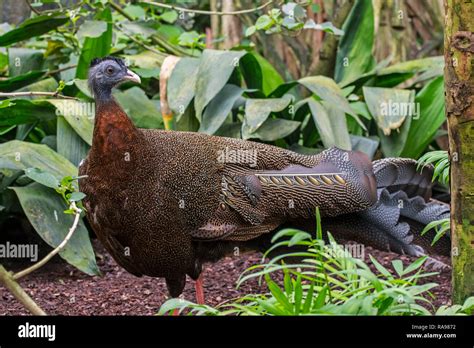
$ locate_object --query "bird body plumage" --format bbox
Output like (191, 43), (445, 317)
(80, 57), (449, 298)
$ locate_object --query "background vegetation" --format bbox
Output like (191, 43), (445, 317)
(0, 0), (462, 314)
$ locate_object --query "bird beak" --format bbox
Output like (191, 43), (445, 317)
(123, 69), (141, 84)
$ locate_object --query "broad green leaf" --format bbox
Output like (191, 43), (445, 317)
(215, 122), (242, 138)
(400, 76), (445, 158)
(200, 84), (243, 135)
(244, 94), (292, 133)
(77, 20), (108, 41)
(0, 99), (56, 126)
(57, 117), (90, 166)
(239, 54), (263, 91)
(363, 87), (414, 136)
(308, 99), (351, 150)
(0, 14), (69, 46)
(194, 49), (246, 121)
(378, 115), (412, 157)
(8, 48), (43, 76)
(167, 57), (200, 114)
(299, 76), (364, 129)
(48, 99), (94, 146)
(12, 183), (99, 276)
(0, 70), (45, 92)
(76, 8), (112, 79)
(350, 135), (379, 160)
(378, 56), (444, 76)
(243, 118), (300, 141)
(24, 167), (59, 189)
(126, 50), (165, 69)
(114, 87), (162, 129)
(17, 77), (58, 92)
(335, 0), (375, 86)
(0, 140), (77, 179)
(252, 53), (285, 96)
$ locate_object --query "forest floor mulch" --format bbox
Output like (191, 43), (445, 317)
(0, 240), (451, 315)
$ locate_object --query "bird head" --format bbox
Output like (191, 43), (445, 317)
(88, 56), (141, 101)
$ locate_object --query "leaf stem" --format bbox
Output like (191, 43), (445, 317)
(0, 92), (78, 100)
(142, 0), (273, 16)
(13, 202), (82, 280)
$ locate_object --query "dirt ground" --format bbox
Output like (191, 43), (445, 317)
(0, 240), (451, 315)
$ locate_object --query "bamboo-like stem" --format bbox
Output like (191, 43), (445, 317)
(0, 92), (78, 100)
(0, 265), (47, 315)
(108, 0), (134, 20)
(142, 0), (273, 15)
(13, 203), (82, 280)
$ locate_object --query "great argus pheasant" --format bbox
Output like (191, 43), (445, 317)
(79, 57), (449, 306)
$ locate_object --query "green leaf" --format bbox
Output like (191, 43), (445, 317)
(239, 54), (263, 91)
(114, 87), (162, 129)
(126, 50), (164, 69)
(245, 26), (256, 37)
(69, 192), (86, 202)
(57, 117), (89, 166)
(199, 84), (243, 135)
(299, 76), (364, 129)
(48, 99), (94, 146)
(288, 231), (312, 246)
(0, 70), (45, 92)
(24, 167), (59, 189)
(252, 53), (285, 96)
(378, 115), (411, 157)
(0, 140), (77, 179)
(363, 87), (414, 136)
(8, 48), (43, 77)
(335, 0), (375, 86)
(0, 99), (56, 126)
(243, 95), (292, 133)
(194, 49), (246, 121)
(77, 20), (107, 41)
(76, 8), (112, 79)
(255, 15), (273, 30)
(11, 183), (99, 276)
(167, 57), (200, 115)
(243, 118), (300, 141)
(350, 135), (379, 160)
(392, 260), (404, 277)
(308, 99), (351, 150)
(303, 20), (344, 35)
(0, 14), (69, 46)
(400, 76), (445, 158)
(160, 10), (178, 24)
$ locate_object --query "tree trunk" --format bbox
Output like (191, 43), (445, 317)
(444, 0), (474, 304)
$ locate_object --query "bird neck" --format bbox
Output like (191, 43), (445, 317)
(91, 98), (141, 155)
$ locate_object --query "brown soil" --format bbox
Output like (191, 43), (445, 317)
(0, 240), (451, 315)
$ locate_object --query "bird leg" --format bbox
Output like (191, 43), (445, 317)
(195, 274), (205, 304)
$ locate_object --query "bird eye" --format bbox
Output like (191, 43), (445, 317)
(106, 66), (114, 75)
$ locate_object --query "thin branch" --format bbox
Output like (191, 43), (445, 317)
(114, 24), (167, 58)
(47, 64), (77, 76)
(13, 203), (82, 280)
(0, 92), (78, 100)
(142, 0), (274, 15)
(108, 0), (134, 21)
(0, 265), (47, 315)
(25, 0), (41, 15)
